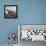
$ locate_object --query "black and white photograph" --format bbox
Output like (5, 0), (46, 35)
(4, 5), (18, 18)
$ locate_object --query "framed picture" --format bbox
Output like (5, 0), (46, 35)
(4, 5), (18, 18)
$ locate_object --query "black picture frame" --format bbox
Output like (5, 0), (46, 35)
(4, 5), (18, 19)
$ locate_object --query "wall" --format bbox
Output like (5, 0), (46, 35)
(0, 0), (46, 44)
